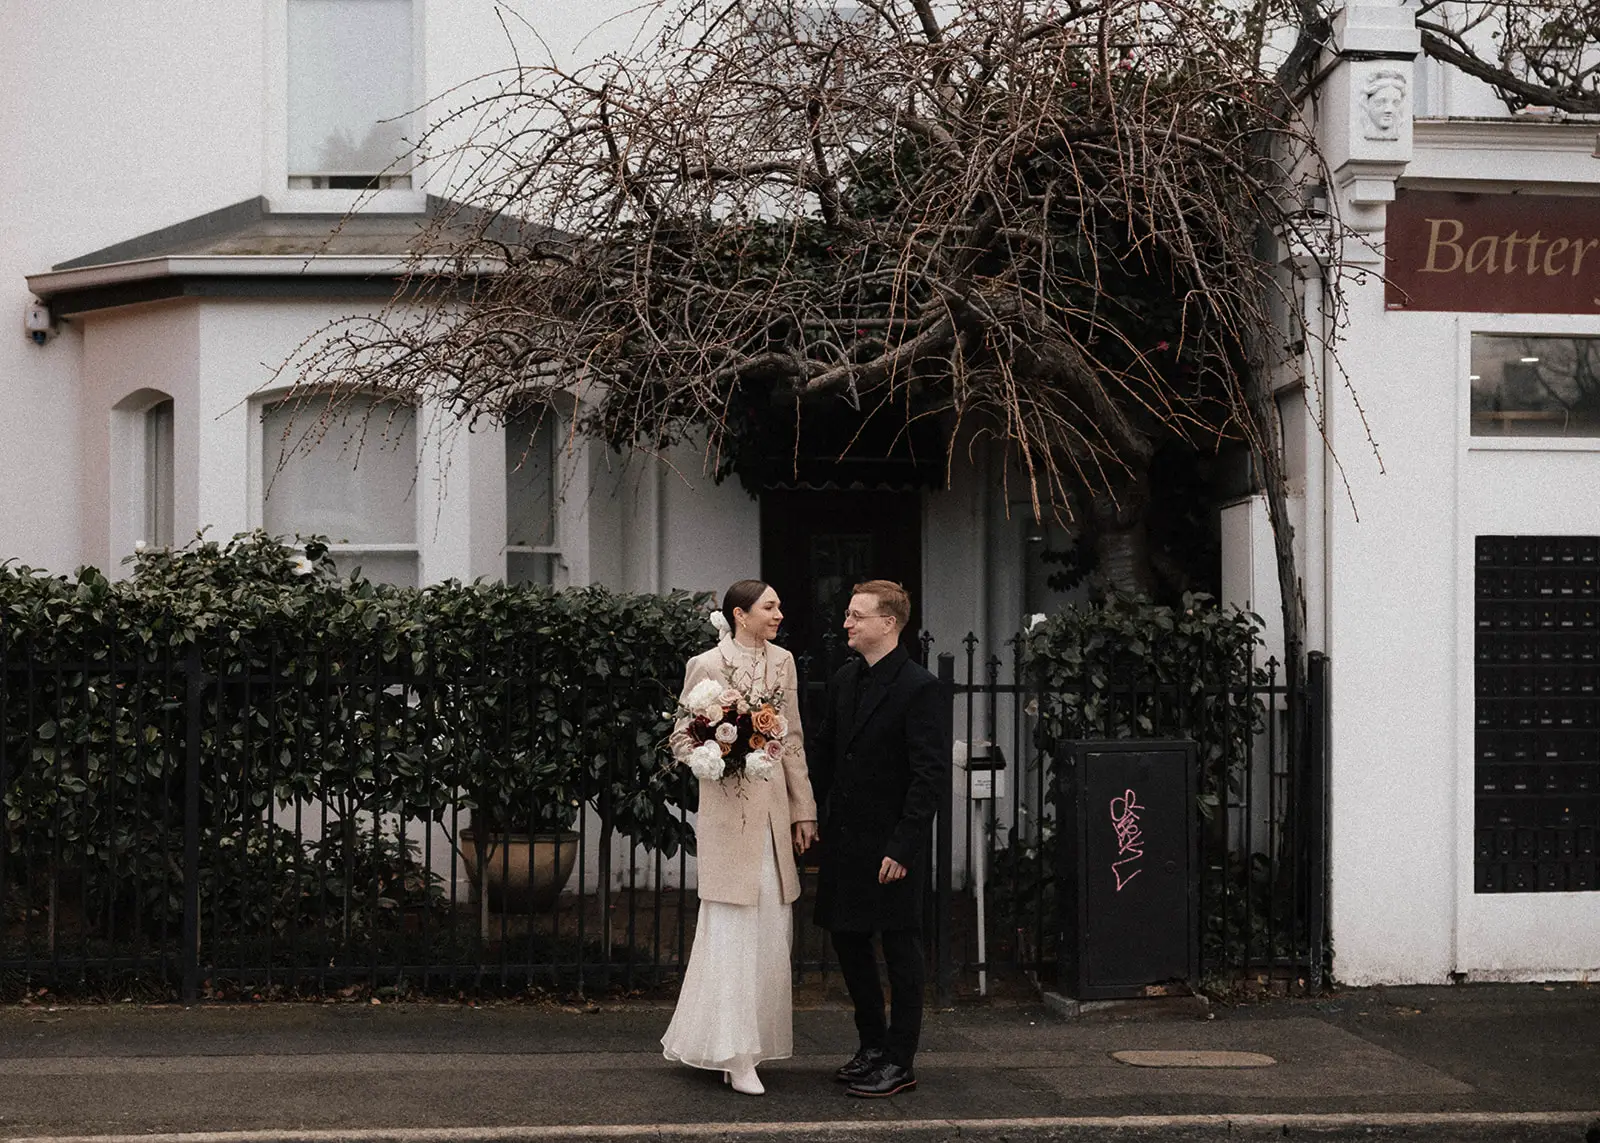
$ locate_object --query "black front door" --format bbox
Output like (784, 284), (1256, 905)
(759, 490), (923, 675)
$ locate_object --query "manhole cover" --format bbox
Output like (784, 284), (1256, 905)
(1111, 1050), (1276, 1068)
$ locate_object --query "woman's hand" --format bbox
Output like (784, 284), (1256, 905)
(792, 819), (818, 854)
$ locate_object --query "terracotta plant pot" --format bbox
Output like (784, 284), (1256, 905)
(461, 830), (580, 912)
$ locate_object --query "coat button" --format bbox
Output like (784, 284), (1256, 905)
(845, 752), (855, 762)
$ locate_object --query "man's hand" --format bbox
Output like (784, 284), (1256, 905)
(878, 856), (907, 884)
(793, 819), (819, 854)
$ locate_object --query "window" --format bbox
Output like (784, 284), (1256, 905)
(143, 399), (175, 549)
(505, 406), (561, 585)
(1471, 334), (1600, 438)
(262, 395), (418, 586)
(287, 0), (414, 189)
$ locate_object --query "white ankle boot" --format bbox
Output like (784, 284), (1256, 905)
(725, 1062), (764, 1095)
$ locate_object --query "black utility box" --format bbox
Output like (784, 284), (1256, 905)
(1056, 739), (1198, 999)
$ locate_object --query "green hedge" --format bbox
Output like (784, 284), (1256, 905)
(1023, 591), (1268, 812)
(1, 531), (713, 948)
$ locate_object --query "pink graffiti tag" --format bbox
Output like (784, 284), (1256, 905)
(1109, 789), (1145, 891)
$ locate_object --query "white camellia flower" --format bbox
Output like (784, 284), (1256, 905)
(687, 742), (726, 780)
(133, 540), (147, 553)
(291, 555), (315, 576)
(742, 752), (775, 781)
(1027, 612), (1047, 631)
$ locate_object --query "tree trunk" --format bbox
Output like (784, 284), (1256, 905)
(1088, 471), (1157, 597)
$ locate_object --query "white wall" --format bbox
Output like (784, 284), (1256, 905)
(0, 0), (643, 572)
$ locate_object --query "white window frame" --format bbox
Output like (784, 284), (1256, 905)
(253, 390), (422, 585)
(264, 0), (427, 214)
(501, 395), (591, 588)
(1460, 314), (1600, 453)
(504, 403), (562, 586)
(110, 388), (178, 569)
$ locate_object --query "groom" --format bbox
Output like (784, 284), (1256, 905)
(809, 579), (948, 1098)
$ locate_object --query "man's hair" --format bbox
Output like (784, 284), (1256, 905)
(853, 579), (911, 631)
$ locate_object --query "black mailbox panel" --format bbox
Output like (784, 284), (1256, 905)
(1475, 535), (1600, 894)
(1058, 739), (1198, 999)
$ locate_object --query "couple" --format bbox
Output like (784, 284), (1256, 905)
(661, 578), (947, 1099)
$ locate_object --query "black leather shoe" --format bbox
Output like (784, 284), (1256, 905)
(834, 1046), (887, 1083)
(846, 1061), (917, 1097)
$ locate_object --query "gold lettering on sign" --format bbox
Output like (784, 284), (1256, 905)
(1421, 218), (1465, 272)
(1543, 238), (1570, 276)
(1573, 239), (1600, 276)
(1522, 232), (1545, 275)
(1465, 236), (1500, 274)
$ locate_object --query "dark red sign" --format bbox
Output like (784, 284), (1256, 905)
(1385, 189), (1600, 314)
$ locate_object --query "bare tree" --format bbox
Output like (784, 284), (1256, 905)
(1415, 1), (1600, 114)
(296, 0), (1373, 655)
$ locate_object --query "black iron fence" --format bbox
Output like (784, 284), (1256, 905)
(922, 638), (1330, 998)
(3, 629), (1328, 1001)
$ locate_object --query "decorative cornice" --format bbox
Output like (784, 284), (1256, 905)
(1414, 117), (1598, 155)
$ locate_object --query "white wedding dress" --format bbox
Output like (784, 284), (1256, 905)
(661, 825), (793, 1073)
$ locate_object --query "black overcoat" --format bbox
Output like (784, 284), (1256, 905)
(809, 646), (949, 934)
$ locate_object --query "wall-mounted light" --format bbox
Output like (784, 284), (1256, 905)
(25, 300), (52, 345)
(1519, 356), (1540, 363)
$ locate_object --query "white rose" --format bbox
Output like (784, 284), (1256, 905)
(687, 742), (726, 780)
(683, 678), (725, 718)
(714, 721), (738, 744)
(773, 715), (789, 739)
(742, 752), (775, 781)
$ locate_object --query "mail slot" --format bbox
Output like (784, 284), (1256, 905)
(1055, 739), (1199, 1000)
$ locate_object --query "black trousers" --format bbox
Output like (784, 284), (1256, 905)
(830, 928), (925, 1068)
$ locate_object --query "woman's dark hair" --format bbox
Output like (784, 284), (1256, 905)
(722, 579), (770, 634)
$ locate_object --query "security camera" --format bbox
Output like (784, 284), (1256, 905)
(25, 301), (52, 345)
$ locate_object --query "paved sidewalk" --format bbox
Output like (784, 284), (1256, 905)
(1, 984), (1596, 1142)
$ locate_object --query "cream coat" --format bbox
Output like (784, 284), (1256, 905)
(672, 638), (817, 906)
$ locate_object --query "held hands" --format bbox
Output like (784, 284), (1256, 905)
(792, 819), (819, 855)
(878, 856), (907, 884)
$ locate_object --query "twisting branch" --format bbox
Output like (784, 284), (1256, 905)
(290, 0), (1390, 632)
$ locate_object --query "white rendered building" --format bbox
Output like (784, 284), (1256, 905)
(3, 1), (1598, 983)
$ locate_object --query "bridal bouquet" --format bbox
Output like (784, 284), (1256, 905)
(678, 676), (788, 783)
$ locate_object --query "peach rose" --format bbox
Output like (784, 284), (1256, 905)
(751, 705), (781, 736)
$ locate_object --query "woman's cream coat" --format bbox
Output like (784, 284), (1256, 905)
(672, 639), (817, 906)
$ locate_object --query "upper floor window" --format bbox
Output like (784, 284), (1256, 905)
(1471, 334), (1600, 438)
(287, 0), (415, 190)
(262, 395), (419, 586)
(505, 405), (561, 586)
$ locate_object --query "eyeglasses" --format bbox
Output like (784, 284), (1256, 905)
(843, 610), (893, 622)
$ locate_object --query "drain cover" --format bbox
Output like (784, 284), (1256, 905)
(1112, 1050), (1276, 1068)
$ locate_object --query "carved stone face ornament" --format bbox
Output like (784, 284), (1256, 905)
(1361, 70), (1408, 141)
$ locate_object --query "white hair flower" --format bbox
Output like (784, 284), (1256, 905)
(709, 609), (731, 637)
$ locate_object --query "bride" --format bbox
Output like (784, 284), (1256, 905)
(661, 579), (819, 1096)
